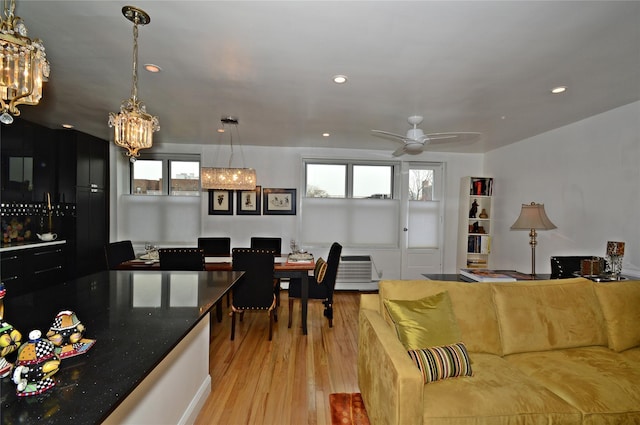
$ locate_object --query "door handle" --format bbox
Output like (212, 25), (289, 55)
(403, 228), (408, 232)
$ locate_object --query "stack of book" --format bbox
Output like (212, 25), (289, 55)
(459, 269), (517, 282)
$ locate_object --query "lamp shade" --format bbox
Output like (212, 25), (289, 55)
(510, 202), (557, 230)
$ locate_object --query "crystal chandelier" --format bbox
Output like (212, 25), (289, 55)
(0, 0), (50, 124)
(108, 5), (159, 161)
(201, 117), (256, 190)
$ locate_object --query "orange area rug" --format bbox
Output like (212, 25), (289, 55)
(329, 393), (370, 425)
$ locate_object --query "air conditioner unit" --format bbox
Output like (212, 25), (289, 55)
(336, 255), (372, 283)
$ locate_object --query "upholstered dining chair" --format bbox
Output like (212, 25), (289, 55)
(288, 242), (342, 328)
(158, 248), (205, 271)
(231, 248), (277, 341)
(197, 237), (231, 256)
(550, 255), (598, 278)
(104, 240), (136, 269)
(250, 237), (283, 305)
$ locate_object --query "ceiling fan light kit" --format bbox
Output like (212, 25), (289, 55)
(372, 115), (482, 157)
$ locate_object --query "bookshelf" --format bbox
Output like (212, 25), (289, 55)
(457, 177), (494, 270)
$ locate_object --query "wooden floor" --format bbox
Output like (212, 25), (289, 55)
(194, 291), (363, 425)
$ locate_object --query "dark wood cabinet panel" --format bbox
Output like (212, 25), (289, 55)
(0, 251), (23, 286)
(0, 244), (66, 295)
(75, 186), (107, 277)
(1, 119), (59, 203)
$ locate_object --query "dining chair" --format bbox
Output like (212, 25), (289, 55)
(197, 237), (231, 256)
(250, 237), (283, 306)
(104, 240), (135, 269)
(158, 248), (205, 270)
(288, 242), (342, 328)
(198, 237), (233, 307)
(550, 255), (596, 278)
(231, 248), (277, 341)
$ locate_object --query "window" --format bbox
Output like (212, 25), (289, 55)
(408, 168), (435, 201)
(305, 160), (396, 199)
(302, 159), (400, 247)
(131, 155), (200, 195)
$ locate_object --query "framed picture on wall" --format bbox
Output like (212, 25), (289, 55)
(208, 189), (233, 215)
(236, 186), (261, 215)
(263, 188), (296, 215)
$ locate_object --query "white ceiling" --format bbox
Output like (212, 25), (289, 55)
(12, 1), (640, 155)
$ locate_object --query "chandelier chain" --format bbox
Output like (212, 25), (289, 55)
(131, 20), (139, 101)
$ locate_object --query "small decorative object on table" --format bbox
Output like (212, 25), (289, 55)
(580, 257), (603, 276)
(12, 330), (60, 397)
(46, 310), (96, 359)
(605, 241), (625, 277)
(288, 252), (314, 263)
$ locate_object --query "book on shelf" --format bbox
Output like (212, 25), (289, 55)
(459, 269), (517, 282)
(467, 235), (491, 254)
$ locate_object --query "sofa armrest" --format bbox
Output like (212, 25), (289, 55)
(358, 308), (424, 425)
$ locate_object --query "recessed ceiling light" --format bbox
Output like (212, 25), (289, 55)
(551, 86), (567, 94)
(62, 123), (74, 129)
(332, 74), (348, 84)
(322, 133), (330, 137)
(144, 64), (162, 73)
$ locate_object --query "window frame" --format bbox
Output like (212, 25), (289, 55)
(303, 158), (400, 199)
(130, 153), (201, 196)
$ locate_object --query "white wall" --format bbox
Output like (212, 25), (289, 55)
(485, 101), (640, 277)
(111, 142), (482, 278)
(110, 102), (639, 278)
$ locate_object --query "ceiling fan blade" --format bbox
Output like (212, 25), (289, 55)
(372, 129), (408, 142)
(391, 146), (407, 157)
(425, 132), (482, 145)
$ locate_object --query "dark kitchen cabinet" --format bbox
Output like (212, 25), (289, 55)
(56, 129), (109, 278)
(2, 121), (110, 284)
(0, 119), (56, 203)
(75, 186), (107, 277)
(0, 243), (66, 296)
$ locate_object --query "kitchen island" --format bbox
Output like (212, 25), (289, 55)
(0, 269), (243, 424)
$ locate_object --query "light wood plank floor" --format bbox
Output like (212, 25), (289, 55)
(194, 291), (363, 425)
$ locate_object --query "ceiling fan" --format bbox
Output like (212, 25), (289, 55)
(372, 115), (482, 156)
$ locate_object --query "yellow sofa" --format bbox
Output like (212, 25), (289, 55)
(358, 277), (640, 425)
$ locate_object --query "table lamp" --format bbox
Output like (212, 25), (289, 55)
(510, 202), (557, 276)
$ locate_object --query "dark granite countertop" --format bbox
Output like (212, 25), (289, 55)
(0, 270), (242, 424)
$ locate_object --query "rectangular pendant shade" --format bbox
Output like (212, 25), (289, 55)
(201, 167), (256, 190)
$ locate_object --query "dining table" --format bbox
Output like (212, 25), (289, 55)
(116, 254), (316, 335)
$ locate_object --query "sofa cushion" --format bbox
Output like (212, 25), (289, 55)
(379, 280), (503, 355)
(506, 347), (640, 424)
(492, 278), (607, 355)
(408, 342), (472, 383)
(594, 280), (640, 352)
(422, 353), (582, 425)
(383, 291), (462, 350)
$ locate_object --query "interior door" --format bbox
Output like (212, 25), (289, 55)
(400, 162), (444, 279)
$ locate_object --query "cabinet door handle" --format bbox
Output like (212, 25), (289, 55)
(1, 275), (18, 282)
(91, 183), (98, 188)
(34, 265), (63, 275)
(1, 255), (19, 261)
(32, 249), (63, 257)
(91, 188), (98, 193)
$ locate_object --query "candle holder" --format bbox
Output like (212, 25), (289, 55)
(605, 241), (625, 277)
